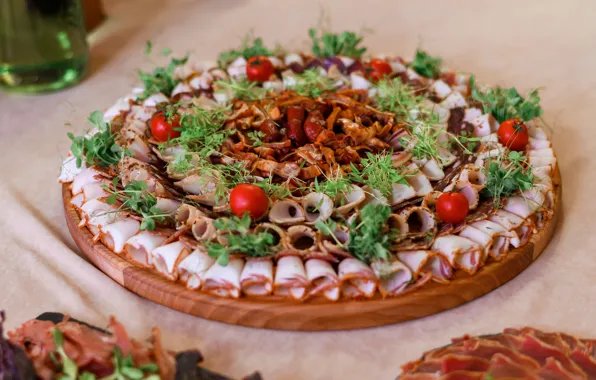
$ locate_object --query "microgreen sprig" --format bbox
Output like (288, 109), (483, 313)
(374, 77), (424, 121)
(312, 172), (352, 200)
(218, 36), (273, 67)
(68, 111), (130, 168)
(287, 69), (337, 98)
(254, 176), (293, 199)
(409, 49), (442, 78)
(315, 219), (345, 247)
(308, 29), (367, 58)
(469, 76), (543, 123)
(482, 150), (535, 207)
(102, 179), (171, 231)
(247, 130), (267, 147)
(214, 77), (267, 101)
(347, 204), (394, 263)
(207, 213), (276, 266)
(137, 55), (189, 100)
(349, 152), (408, 197)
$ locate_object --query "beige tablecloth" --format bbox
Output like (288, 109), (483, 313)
(1, 1), (595, 379)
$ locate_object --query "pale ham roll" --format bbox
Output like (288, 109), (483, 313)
(419, 159), (445, 181)
(305, 259), (340, 301)
(240, 258), (274, 296)
(100, 219), (140, 254)
(191, 217), (216, 241)
(390, 183), (417, 206)
(274, 256), (308, 300)
(528, 148), (554, 158)
(529, 156), (556, 169)
(371, 259), (413, 296)
(71, 168), (101, 195)
(155, 197), (181, 215)
(103, 95), (133, 122)
(455, 182), (479, 210)
(471, 220), (515, 259)
(338, 258), (377, 299)
(178, 248), (215, 290)
(440, 91), (467, 109)
(59, 155), (84, 183)
(432, 235), (482, 274)
(459, 225), (492, 263)
(529, 137), (551, 150)
(82, 181), (109, 203)
(470, 114), (499, 136)
(421, 255), (453, 283)
(202, 258), (244, 298)
(71, 193), (85, 209)
(430, 79), (452, 100)
(406, 170), (433, 196)
(504, 190), (544, 219)
(151, 241), (189, 281)
(124, 231), (168, 267)
(529, 126), (548, 140)
(79, 199), (124, 237)
(490, 210), (526, 248)
(397, 250), (432, 276)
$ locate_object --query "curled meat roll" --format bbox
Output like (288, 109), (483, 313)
(202, 258), (244, 298)
(151, 241), (190, 281)
(178, 248), (215, 290)
(274, 256), (308, 300)
(240, 258), (274, 296)
(305, 259), (340, 301)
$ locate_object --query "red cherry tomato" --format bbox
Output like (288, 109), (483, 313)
(497, 118), (529, 151)
(150, 111), (181, 142)
(436, 192), (470, 224)
(246, 56), (275, 82)
(367, 58), (392, 82)
(229, 184), (270, 220)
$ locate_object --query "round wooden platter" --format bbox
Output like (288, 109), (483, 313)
(62, 170), (561, 331)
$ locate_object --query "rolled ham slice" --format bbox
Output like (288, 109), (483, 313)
(202, 258), (244, 298)
(100, 219), (140, 254)
(59, 154), (84, 183)
(240, 258), (274, 296)
(305, 259), (340, 301)
(338, 258), (377, 299)
(274, 256), (308, 300)
(71, 167), (102, 195)
(459, 225), (492, 263)
(431, 235), (482, 274)
(151, 241), (190, 281)
(420, 255), (453, 283)
(71, 193), (85, 210)
(79, 199), (124, 238)
(178, 248), (215, 290)
(470, 220), (515, 260)
(124, 231), (169, 267)
(82, 181), (109, 203)
(371, 259), (413, 297)
(396, 250), (432, 276)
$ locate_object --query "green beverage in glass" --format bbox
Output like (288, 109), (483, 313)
(0, 0), (89, 93)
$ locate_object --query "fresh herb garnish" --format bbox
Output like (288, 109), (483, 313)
(68, 111), (129, 168)
(470, 76), (543, 123)
(207, 213), (276, 265)
(103, 179), (171, 230)
(218, 36), (272, 67)
(254, 176), (293, 199)
(247, 130), (267, 147)
(308, 29), (366, 58)
(482, 150), (535, 207)
(161, 48), (172, 56)
(288, 69), (337, 98)
(349, 152), (408, 197)
(374, 77), (423, 120)
(137, 55), (189, 100)
(214, 77), (267, 101)
(144, 40), (152, 55)
(312, 172), (352, 199)
(51, 328), (79, 379)
(409, 49), (442, 78)
(347, 204), (394, 263)
(315, 219), (346, 247)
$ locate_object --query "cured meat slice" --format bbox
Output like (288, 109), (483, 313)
(202, 258), (244, 298)
(274, 256), (308, 300)
(305, 259), (340, 301)
(240, 258), (274, 296)
(338, 258), (377, 299)
(178, 248), (215, 290)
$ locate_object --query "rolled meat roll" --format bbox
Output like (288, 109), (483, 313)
(71, 167), (102, 195)
(470, 220), (516, 260)
(202, 258), (244, 298)
(151, 241), (190, 281)
(420, 254), (453, 283)
(58, 154), (84, 183)
(274, 256), (308, 300)
(79, 199), (124, 238)
(178, 248), (215, 290)
(431, 235), (482, 274)
(240, 258), (274, 296)
(81, 181), (109, 203)
(396, 250), (432, 276)
(100, 219), (140, 254)
(371, 259), (413, 297)
(124, 230), (169, 267)
(305, 259), (340, 301)
(338, 258), (377, 299)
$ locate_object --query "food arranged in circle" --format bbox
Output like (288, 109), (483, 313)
(59, 28), (558, 302)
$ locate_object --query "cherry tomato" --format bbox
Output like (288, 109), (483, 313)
(497, 118), (529, 151)
(150, 111), (181, 142)
(367, 58), (392, 82)
(436, 192), (469, 224)
(246, 56), (275, 82)
(229, 184), (270, 220)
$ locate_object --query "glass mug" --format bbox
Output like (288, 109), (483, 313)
(0, 0), (89, 93)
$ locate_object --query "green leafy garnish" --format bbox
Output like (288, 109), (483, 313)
(308, 29), (366, 58)
(312, 172), (352, 200)
(288, 69), (337, 98)
(144, 40), (152, 55)
(254, 176), (292, 199)
(349, 152), (408, 197)
(161, 48), (172, 56)
(482, 150), (535, 207)
(214, 77), (266, 101)
(347, 204), (394, 263)
(315, 219), (346, 247)
(470, 76), (543, 123)
(218, 36), (272, 67)
(103, 179), (170, 230)
(52, 328), (79, 379)
(247, 130), (267, 147)
(68, 111), (129, 168)
(207, 213), (276, 266)
(374, 77), (423, 120)
(137, 55), (189, 100)
(409, 49), (442, 78)
(102, 347), (159, 380)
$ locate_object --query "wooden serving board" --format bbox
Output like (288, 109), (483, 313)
(62, 170), (561, 331)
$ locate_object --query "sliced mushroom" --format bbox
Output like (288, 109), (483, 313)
(254, 223), (288, 252)
(175, 204), (206, 228)
(335, 185), (366, 215)
(399, 206), (437, 238)
(301, 192), (334, 224)
(191, 217), (216, 241)
(269, 199), (306, 226)
(286, 225), (320, 253)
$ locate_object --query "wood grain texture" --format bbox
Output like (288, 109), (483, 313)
(62, 170), (561, 331)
